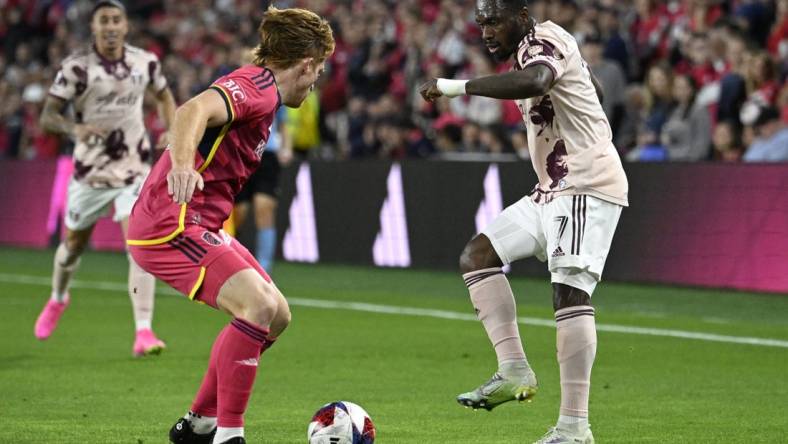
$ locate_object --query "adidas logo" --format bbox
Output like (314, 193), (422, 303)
(235, 358), (259, 367)
(551, 246), (565, 257)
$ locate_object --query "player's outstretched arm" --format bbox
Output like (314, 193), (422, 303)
(167, 88), (230, 204)
(419, 64), (555, 102)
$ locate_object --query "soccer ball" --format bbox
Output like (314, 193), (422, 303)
(307, 401), (376, 444)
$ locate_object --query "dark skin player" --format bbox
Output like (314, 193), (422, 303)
(419, 0), (602, 311)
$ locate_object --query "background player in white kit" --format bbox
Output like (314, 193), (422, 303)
(420, 1), (628, 443)
(35, 0), (177, 357)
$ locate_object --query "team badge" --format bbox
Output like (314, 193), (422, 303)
(528, 45), (544, 57)
(201, 231), (223, 246)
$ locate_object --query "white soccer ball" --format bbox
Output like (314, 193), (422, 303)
(307, 401), (376, 444)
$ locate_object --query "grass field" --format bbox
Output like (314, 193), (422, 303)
(1, 247), (787, 443)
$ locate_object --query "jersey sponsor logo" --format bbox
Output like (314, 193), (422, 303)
(221, 79), (247, 102)
(201, 231), (222, 246)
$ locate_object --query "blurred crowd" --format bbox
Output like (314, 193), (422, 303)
(1, 0), (787, 162)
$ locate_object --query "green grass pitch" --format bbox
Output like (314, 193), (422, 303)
(1, 247), (787, 443)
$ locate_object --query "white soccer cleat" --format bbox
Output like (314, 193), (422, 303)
(533, 426), (594, 444)
(456, 369), (538, 411)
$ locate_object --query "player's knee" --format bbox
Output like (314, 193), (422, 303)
(248, 287), (279, 326)
(232, 281), (279, 326)
(58, 242), (83, 266)
(552, 283), (591, 311)
(459, 235), (502, 274)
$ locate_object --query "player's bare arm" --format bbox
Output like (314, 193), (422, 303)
(39, 95), (105, 142)
(419, 63), (554, 102)
(167, 88), (230, 204)
(153, 87), (177, 149)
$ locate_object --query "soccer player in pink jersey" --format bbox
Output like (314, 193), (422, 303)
(420, 1), (628, 443)
(126, 7), (334, 444)
(35, 0), (176, 357)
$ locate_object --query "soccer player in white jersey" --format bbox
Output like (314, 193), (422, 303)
(34, 0), (176, 357)
(420, 1), (628, 443)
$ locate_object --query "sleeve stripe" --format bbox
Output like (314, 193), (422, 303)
(209, 85), (235, 124)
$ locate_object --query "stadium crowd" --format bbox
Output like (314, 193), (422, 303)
(1, 0), (787, 162)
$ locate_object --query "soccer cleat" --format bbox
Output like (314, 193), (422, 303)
(34, 295), (70, 340)
(533, 427), (594, 444)
(456, 370), (538, 411)
(217, 438), (245, 444)
(133, 328), (167, 357)
(168, 418), (216, 444)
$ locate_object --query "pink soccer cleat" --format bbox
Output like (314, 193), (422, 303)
(34, 296), (70, 340)
(133, 328), (166, 357)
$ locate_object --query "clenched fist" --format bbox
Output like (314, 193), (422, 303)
(419, 79), (443, 102)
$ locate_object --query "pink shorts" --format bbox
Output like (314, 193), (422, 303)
(129, 225), (271, 308)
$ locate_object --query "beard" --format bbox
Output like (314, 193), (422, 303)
(491, 48), (513, 62)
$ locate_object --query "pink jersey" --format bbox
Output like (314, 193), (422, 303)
(128, 65), (279, 245)
(514, 21), (628, 207)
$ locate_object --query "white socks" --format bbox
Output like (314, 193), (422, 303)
(51, 243), (80, 302)
(463, 268), (527, 365)
(185, 411), (216, 435)
(555, 305), (597, 434)
(128, 253), (156, 332)
(213, 427), (243, 443)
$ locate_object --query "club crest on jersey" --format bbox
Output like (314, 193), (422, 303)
(130, 69), (144, 85)
(221, 79), (247, 103)
(201, 231), (223, 246)
(528, 45), (544, 57)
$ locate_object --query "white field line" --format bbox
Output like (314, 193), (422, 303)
(2, 272), (787, 349)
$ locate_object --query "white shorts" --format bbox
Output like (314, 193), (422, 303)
(482, 194), (622, 295)
(64, 177), (142, 231)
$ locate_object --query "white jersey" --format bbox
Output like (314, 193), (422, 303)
(513, 21), (628, 207)
(49, 44), (168, 188)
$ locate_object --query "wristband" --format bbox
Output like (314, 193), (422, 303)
(436, 78), (468, 98)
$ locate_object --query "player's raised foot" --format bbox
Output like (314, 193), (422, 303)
(169, 418), (216, 444)
(133, 328), (166, 357)
(34, 295), (70, 340)
(457, 370), (538, 411)
(533, 427), (594, 444)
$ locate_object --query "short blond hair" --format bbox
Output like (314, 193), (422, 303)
(252, 6), (335, 68)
